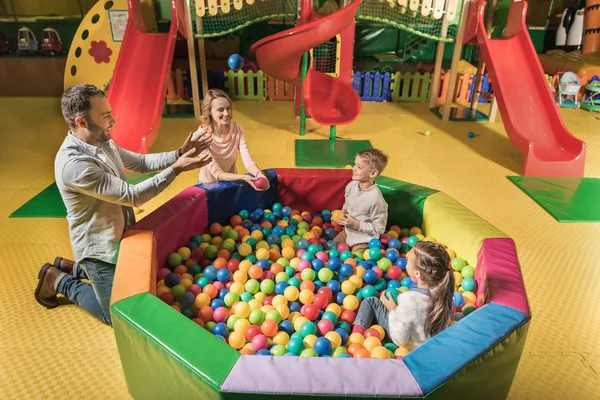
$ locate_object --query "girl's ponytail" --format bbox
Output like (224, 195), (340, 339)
(425, 267), (454, 336)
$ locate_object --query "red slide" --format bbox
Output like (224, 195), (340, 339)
(464, 0), (585, 177)
(107, 0), (186, 154)
(250, 0), (362, 126)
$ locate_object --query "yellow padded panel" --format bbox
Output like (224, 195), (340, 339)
(422, 192), (508, 267)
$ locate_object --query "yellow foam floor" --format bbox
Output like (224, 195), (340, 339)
(1, 97), (600, 399)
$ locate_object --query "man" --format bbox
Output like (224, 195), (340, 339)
(34, 84), (212, 325)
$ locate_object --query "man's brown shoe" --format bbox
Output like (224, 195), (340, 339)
(53, 257), (74, 274)
(34, 263), (62, 309)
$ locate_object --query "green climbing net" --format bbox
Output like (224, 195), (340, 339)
(357, 0), (461, 43)
(193, 0), (298, 38)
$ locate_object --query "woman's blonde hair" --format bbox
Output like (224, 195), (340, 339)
(199, 89), (233, 132)
(411, 241), (455, 336)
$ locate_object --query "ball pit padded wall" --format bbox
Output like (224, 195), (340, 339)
(110, 168), (530, 399)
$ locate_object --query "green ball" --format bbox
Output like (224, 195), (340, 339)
(266, 310), (282, 324)
(222, 242), (235, 254)
(297, 228), (307, 236)
(401, 228), (410, 237)
(275, 272), (290, 283)
(451, 258), (467, 272)
(240, 292), (253, 302)
(399, 286), (409, 293)
(171, 284), (186, 300)
(272, 202), (283, 211)
(291, 235), (301, 243)
(188, 264), (202, 277)
(245, 238), (257, 248)
(227, 315), (240, 330)
(181, 308), (194, 319)
(322, 311), (338, 325)
(317, 268), (333, 283)
(239, 210), (249, 219)
(424, 129), (431, 136)
(300, 348), (318, 357)
(245, 279), (260, 294)
(168, 253), (182, 267)
(260, 279), (275, 294)
(277, 258), (290, 267)
(461, 265), (475, 279)
(248, 309), (265, 325)
(374, 277), (387, 291)
(384, 342), (398, 353)
(271, 344), (288, 356)
(205, 245), (218, 259)
(369, 247), (382, 261)
(352, 251), (365, 260)
(336, 321), (351, 333)
(299, 321), (317, 337)
(377, 257), (392, 271)
(400, 243), (411, 254)
(227, 229), (239, 241)
(191, 235), (203, 244)
(301, 268), (316, 282)
(288, 277), (301, 288)
(205, 321), (216, 331)
(361, 285), (377, 298)
(463, 304), (477, 316)
(385, 288), (399, 302)
(224, 292), (239, 307)
(407, 235), (420, 247)
(297, 222), (309, 231)
(331, 346), (348, 358)
(287, 337), (304, 354)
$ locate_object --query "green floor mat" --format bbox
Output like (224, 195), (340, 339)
(295, 139), (373, 168)
(10, 172), (159, 218)
(508, 176), (600, 223)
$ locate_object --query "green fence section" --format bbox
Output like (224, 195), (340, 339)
(390, 72), (432, 102)
(223, 69), (267, 100)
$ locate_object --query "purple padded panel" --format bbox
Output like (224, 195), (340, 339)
(221, 355), (423, 397)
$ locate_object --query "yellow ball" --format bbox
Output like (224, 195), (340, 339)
(201, 233), (212, 243)
(290, 258), (301, 270)
(194, 293), (211, 308)
(251, 230), (264, 241)
(409, 227), (422, 236)
(388, 231), (399, 239)
(229, 282), (245, 295)
(256, 240), (269, 250)
(302, 232), (315, 240)
(238, 243), (252, 257)
(272, 295), (288, 309)
(463, 291), (476, 304)
(282, 247), (295, 259)
(288, 311), (301, 323)
(157, 279), (166, 288)
(235, 302), (251, 318)
(248, 299), (263, 310)
(363, 248), (371, 260)
(453, 271), (463, 287)
(303, 334), (317, 349)
(343, 295), (359, 311)
(355, 266), (365, 278)
(370, 325), (386, 339)
(261, 305), (275, 314)
(299, 289), (315, 304)
(228, 331), (246, 349)
(371, 346), (390, 359)
(347, 333), (365, 345)
(272, 331), (290, 346)
(325, 303), (342, 317)
(156, 286), (170, 296)
(178, 247), (191, 260)
(275, 304), (290, 320)
(341, 280), (356, 295)
(284, 286), (300, 302)
(181, 273), (194, 282)
(395, 347), (411, 357)
(233, 270), (248, 284)
(363, 336), (382, 352)
(447, 248), (457, 259)
(293, 316), (309, 332)
(331, 209), (345, 221)
(415, 234), (425, 240)
(234, 318), (251, 333)
(325, 331), (342, 348)
(349, 275), (363, 287)
(199, 242), (210, 250)
(254, 292), (266, 302)
(238, 260), (252, 273)
(423, 236), (436, 243)
(281, 238), (294, 249)
(256, 248), (270, 260)
(242, 342), (254, 352)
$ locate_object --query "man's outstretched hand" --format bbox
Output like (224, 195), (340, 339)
(179, 127), (212, 157)
(172, 148), (212, 175)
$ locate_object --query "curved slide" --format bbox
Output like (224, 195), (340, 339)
(250, 0), (362, 126)
(464, 0), (585, 177)
(107, 0), (186, 154)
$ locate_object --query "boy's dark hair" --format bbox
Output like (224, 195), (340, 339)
(357, 148), (388, 175)
(61, 84), (105, 130)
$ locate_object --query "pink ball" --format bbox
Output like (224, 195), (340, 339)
(213, 281), (225, 290)
(318, 238), (327, 246)
(252, 334), (270, 351)
(298, 260), (312, 272)
(302, 214), (312, 223)
(157, 268), (171, 282)
(337, 243), (350, 252)
(380, 234), (391, 246)
(315, 251), (329, 262)
(262, 271), (275, 281)
(255, 177), (268, 190)
(187, 284), (202, 297)
(373, 267), (384, 278)
(317, 319), (335, 335)
(296, 249), (307, 258)
(213, 307), (229, 323)
(395, 355), (403, 360)
(401, 237), (409, 244)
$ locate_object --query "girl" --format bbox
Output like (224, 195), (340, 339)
(192, 89), (268, 190)
(352, 241), (455, 350)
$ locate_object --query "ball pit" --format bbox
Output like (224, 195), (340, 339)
(156, 202), (480, 359)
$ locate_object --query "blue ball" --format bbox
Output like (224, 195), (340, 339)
(396, 258), (407, 271)
(275, 281), (288, 295)
(297, 238), (309, 250)
(311, 259), (324, 271)
(324, 228), (337, 240)
(186, 241), (198, 250)
(216, 268), (231, 283)
(453, 292), (465, 308)
(386, 249), (399, 263)
(468, 131), (475, 138)
(401, 277), (413, 288)
(164, 272), (180, 288)
(363, 269), (378, 284)
(368, 238), (381, 248)
(256, 349), (272, 356)
(337, 354), (352, 358)
(326, 279), (340, 293)
(387, 280), (401, 289)
(283, 352), (296, 356)
(272, 226), (285, 236)
(327, 257), (342, 271)
(314, 280), (325, 290)
(388, 238), (401, 249)
(340, 263), (354, 277)
(282, 206), (293, 217)
(289, 301), (302, 312)
(335, 328), (349, 345)
(257, 259), (269, 270)
(336, 292), (346, 305)
(313, 337), (332, 356)
(325, 240), (337, 250)
(279, 320), (294, 335)
(322, 213), (332, 223)
(203, 266), (217, 281)
(218, 288), (229, 300)
(212, 322), (229, 337)
(179, 291), (195, 308)
(274, 210), (283, 219)
(211, 298), (225, 309)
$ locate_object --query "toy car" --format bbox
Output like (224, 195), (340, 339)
(17, 26), (38, 56)
(41, 27), (64, 56)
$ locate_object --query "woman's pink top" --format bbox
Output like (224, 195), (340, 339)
(197, 122), (258, 183)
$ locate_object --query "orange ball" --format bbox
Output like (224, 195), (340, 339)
(299, 280), (315, 292)
(270, 263), (284, 275)
(261, 319), (279, 337)
(197, 305), (213, 322)
(390, 225), (401, 234)
(347, 343), (364, 357)
(173, 265), (187, 275)
(354, 348), (371, 358)
(214, 257), (227, 270)
(203, 284), (218, 299)
(230, 215), (243, 226)
(239, 347), (254, 355)
(217, 249), (231, 260)
(248, 265), (263, 280)
(269, 249), (281, 262)
(371, 346), (390, 359)
(185, 258), (198, 267)
(210, 223), (222, 236)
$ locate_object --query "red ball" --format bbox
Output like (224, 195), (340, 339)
(308, 238), (319, 245)
(158, 292), (174, 305)
(340, 310), (356, 324)
(245, 325), (262, 341)
(191, 247), (205, 261)
(364, 328), (381, 340)
(387, 266), (402, 280)
(318, 238), (327, 246)
(303, 304), (320, 320)
(313, 294), (328, 309)
(262, 271), (275, 281)
(227, 259), (240, 273)
(373, 267), (384, 278)
(192, 318), (205, 328)
(225, 281), (234, 290)
(380, 234), (391, 246)
(322, 223), (332, 230)
(317, 319), (335, 335)
(201, 259), (212, 268)
(157, 268), (171, 281)
(317, 287), (333, 300)
(187, 284), (202, 297)
(262, 295), (274, 306)
(255, 177), (268, 190)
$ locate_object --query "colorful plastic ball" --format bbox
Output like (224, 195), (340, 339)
(167, 252), (183, 267)
(368, 247), (382, 261)
(300, 348), (318, 357)
(299, 321), (317, 337)
(463, 304), (477, 315)
(164, 273), (180, 288)
(317, 268), (334, 282)
(377, 257), (392, 272)
(260, 279), (275, 294)
(371, 346), (390, 359)
(451, 257), (467, 272)
(228, 331), (246, 349)
(340, 263), (354, 277)
(326, 280), (340, 293)
(361, 285), (377, 298)
(270, 344), (287, 356)
(396, 257), (407, 271)
(212, 322), (229, 337)
(279, 320), (294, 335)
(313, 337), (333, 356)
(387, 266), (402, 281)
(363, 269), (377, 284)
(461, 277), (477, 292)
(286, 337), (305, 355)
(453, 292), (465, 308)
(251, 334), (270, 351)
(401, 277), (413, 287)
(468, 131), (475, 138)
(368, 238), (381, 249)
(327, 257), (341, 271)
(385, 288), (399, 302)
(248, 309), (265, 325)
(340, 309), (357, 324)
(216, 268), (231, 283)
(461, 265), (475, 279)
(317, 318), (335, 336)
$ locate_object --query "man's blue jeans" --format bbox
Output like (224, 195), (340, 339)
(56, 258), (115, 325)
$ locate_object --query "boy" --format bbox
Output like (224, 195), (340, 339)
(334, 148), (389, 253)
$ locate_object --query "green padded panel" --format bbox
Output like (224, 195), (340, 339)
(376, 176), (438, 230)
(10, 172), (158, 218)
(111, 292), (239, 399)
(295, 139), (372, 168)
(424, 318), (530, 400)
(508, 176), (600, 223)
